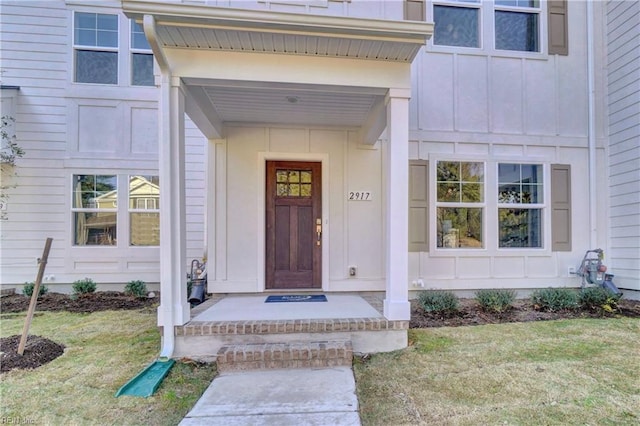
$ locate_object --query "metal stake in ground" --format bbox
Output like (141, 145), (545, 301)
(18, 237), (53, 356)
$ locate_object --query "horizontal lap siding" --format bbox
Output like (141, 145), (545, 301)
(607, 0), (640, 289)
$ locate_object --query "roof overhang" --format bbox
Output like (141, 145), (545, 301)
(122, 0), (433, 143)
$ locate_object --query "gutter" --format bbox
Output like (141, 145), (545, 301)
(586, 1), (597, 247)
(142, 14), (174, 360)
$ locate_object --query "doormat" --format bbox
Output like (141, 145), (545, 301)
(265, 295), (328, 303)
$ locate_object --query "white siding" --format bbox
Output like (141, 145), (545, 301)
(606, 0), (640, 290)
(0, 1), (206, 290)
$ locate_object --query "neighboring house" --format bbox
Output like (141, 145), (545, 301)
(0, 1), (638, 329)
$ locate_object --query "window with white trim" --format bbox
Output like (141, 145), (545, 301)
(431, 0), (542, 52)
(131, 21), (154, 86)
(498, 163), (543, 248)
(73, 174), (118, 245)
(436, 161), (485, 248)
(129, 175), (160, 246)
(74, 12), (119, 84)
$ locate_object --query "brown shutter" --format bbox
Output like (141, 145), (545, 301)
(409, 160), (429, 251)
(551, 164), (571, 251)
(548, 0), (568, 55)
(405, 0), (425, 21)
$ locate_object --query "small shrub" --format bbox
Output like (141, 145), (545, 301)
(531, 287), (579, 312)
(475, 289), (516, 313)
(124, 280), (148, 298)
(22, 281), (48, 298)
(417, 290), (459, 315)
(579, 286), (622, 313)
(72, 278), (96, 295)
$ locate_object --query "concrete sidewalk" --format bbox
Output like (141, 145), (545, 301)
(179, 367), (361, 426)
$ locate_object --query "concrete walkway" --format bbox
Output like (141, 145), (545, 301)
(179, 367), (361, 426)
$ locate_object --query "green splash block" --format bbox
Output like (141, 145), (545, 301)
(115, 359), (175, 398)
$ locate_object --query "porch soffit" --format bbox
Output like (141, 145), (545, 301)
(122, 0), (433, 140)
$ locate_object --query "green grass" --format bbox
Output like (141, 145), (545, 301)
(355, 318), (640, 426)
(0, 309), (216, 425)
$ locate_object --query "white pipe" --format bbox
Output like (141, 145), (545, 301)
(143, 14), (174, 360)
(586, 0), (597, 248)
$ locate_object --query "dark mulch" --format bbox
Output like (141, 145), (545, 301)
(0, 291), (158, 314)
(0, 291), (158, 374)
(0, 335), (65, 373)
(410, 298), (640, 328)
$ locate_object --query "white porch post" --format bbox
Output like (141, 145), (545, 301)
(158, 75), (190, 354)
(383, 88), (411, 321)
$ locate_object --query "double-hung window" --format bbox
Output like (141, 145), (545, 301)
(494, 1), (541, 52)
(498, 163), (543, 248)
(130, 21), (154, 86)
(433, 0), (481, 48)
(129, 175), (160, 246)
(436, 161), (485, 248)
(74, 12), (119, 84)
(73, 175), (118, 246)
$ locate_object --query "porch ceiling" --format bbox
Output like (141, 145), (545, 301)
(123, 0), (433, 139)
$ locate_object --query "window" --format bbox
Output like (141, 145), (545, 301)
(495, 0), (540, 52)
(73, 175), (118, 245)
(433, 0), (481, 48)
(436, 161), (484, 248)
(431, 0), (543, 52)
(498, 163), (543, 248)
(129, 175), (160, 246)
(74, 12), (119, 84)
(131, 21), (154, 86)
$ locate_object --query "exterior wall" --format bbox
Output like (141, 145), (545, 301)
(0, 1), (206, 290)
(606, 0), (640, 290)
(207, 125), (386, 293)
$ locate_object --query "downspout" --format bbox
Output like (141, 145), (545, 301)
(586, 0), (597, 248)
(142, 14), (175, 359)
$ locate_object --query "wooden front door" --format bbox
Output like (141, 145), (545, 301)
(266, 161), (322, 289)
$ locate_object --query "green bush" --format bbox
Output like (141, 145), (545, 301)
(124, 280), (148, 298)
(475, 289), (516, 313)
(22, 281), (48, 298)
(579, 286), (622, 313)
(417, 290), (459, 315)
(531, 287), (579, 312)
(72, 278), (96, 295)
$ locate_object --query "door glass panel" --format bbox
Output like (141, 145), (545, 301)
(275, 169), (312, 197)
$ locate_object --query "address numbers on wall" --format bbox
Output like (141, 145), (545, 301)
(348, 191), (372, 201)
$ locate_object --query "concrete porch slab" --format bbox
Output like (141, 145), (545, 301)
(191, 294), (382, 322)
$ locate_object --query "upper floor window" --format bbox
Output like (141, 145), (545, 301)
(431, 0), (542, 53)
(131, 21), (154, 86)
(73, 12), (154, 86)
(74, 12), (119, 84)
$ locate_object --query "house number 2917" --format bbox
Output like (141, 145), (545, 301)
(348, 191), (372, 201)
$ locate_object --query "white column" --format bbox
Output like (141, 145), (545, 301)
(158, 75), (190, 336)
(383, 88), (411, 321)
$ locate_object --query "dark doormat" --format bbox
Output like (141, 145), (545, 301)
(265, 295), (328, 303)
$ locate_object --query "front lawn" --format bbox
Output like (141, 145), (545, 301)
(355, 317), (640, 425)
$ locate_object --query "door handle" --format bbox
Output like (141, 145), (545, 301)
(316, 219), (322, 246)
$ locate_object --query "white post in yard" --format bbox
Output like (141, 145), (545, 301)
(383, 88), (411, 321)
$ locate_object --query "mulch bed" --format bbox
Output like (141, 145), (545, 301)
(410, 298), (640, 328)
(0, 291), (158, 374)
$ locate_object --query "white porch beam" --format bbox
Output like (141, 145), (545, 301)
(360, 96), (387, 146)
(158, 75), (190, 358)
(184, 85), (225, 139)
(383, 88), (411, 321)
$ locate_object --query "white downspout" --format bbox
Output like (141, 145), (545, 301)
(586, 0), (597, 248)
(143, 15), (175, 359)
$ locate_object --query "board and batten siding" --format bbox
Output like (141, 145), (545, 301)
(0, 1), (206, 290)
(606, 0), (640, 290)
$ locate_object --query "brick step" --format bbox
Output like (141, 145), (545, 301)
(216, 340), (353, 372)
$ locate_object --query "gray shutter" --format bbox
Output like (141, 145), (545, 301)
(548, 0), (568, 55)
(551, 164), (571, 251)
(409, 160), (429, 252)
(405, 0), (425, 21)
